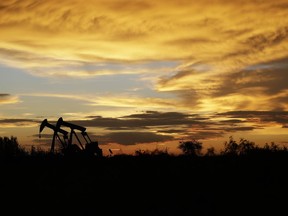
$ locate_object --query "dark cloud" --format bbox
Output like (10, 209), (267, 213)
(223, 126), (257, 132)
(223, 26), (288, 60)
(0, 93), (15, 103)
(46, 111), (212, 145)
(243, 26), (288, 52)
(106, 126), (149, 131)
(157, 129), (187, 134)
(184, 131), (225, 140)
(219, 119), (246, 124)
(68, 111), (206, 130)
(98, 132), (173, 145)
(0, 94), (10, 97)
(207, 57), (288, 110)
(217, 111), (288, 125)
(183, 125), (257, 141)
(0, 118), (38, 124)
(34, 110), (287, 146)
(121, 110), (190, 119)
(247, 67), (288, 96)
(48, 110), (284, 145)
(0, 119), (39, 129)
(217, 110), (288, 117)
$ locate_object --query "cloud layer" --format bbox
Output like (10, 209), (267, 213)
(1, 0), (288, 151)
(30, 110), (288, 146)
(1, 1), (288, 70)
(1, 0), (288, 113)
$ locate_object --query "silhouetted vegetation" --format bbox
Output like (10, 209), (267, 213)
(0, 135), (288, 215)
(0, 136), (28, 158)
(1, 135), (288, 159)
(205, 146), (216, 156)
(178, 139), (203, 156)
(135, 148), (170, 157)
(220, 136), (257, 155)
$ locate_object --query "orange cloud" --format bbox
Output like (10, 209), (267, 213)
(1, 0), (288, 113)
(0, 0), (287, 70)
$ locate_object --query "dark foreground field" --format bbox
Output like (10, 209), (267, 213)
(1, 153), (288, 216)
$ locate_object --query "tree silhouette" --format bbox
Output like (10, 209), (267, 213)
(220, 136), (260, 156)
(221, 136), (239, 155)
(178, 139), (203, 156)
(238, 138), (256, 155)
(205, 147), (216, 156)
(0, 136), (27, 157)
(264, 142), (280, 152)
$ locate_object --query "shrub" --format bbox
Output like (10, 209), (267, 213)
(178, 139), (203, 156)
(0, 136), (27, 157)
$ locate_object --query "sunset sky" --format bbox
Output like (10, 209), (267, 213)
(1, 0), (288, 156)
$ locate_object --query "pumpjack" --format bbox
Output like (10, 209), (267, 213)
(39, 117), (103, 157)
(39, 119), (69, 152)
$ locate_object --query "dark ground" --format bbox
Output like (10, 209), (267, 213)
(1, 153), (288, 216)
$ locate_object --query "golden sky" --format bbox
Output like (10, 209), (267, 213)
(1, 0), (288, 155)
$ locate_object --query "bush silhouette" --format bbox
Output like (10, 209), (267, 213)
(238, 138), (257, 155)
(221, 136), (239, 155)
(0, 136), (27, 158)
(220, 136), (257, 156)
(134, 148), (170, 157)
(178, 139), (203, 156)
(205, 147), (216, 156)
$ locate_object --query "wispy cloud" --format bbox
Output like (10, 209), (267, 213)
(97, 132), (173, 145)
(0, 93), (20, 105)
(0, 118), (38, 128)
(20, 92), (180, 110)
(216, 111), (288, 126)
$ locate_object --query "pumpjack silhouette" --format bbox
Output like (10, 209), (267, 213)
(39, 117), (103, 157)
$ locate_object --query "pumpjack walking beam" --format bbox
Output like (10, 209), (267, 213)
(39, 119), (69, 153)
(56, 117), (86, 150)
